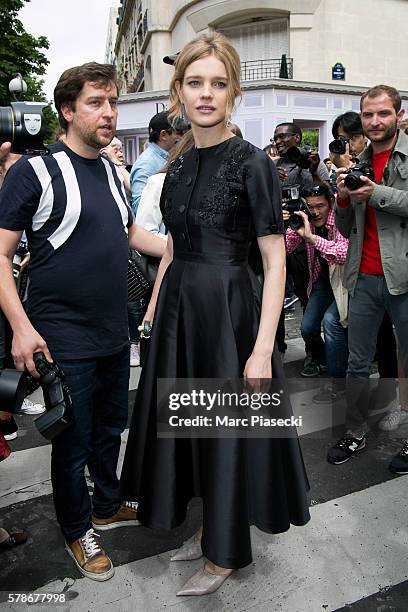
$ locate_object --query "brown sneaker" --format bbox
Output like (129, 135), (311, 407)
(92, 501), (140, 531)
(66, 529), (114, 581)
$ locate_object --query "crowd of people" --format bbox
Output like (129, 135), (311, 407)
(0, 31), (407, 599)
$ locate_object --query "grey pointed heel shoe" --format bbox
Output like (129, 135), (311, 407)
(176, 565), (233, 596)
(170, 534), (202, 561)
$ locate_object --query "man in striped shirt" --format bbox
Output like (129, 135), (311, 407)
(0, 63), (165, 582)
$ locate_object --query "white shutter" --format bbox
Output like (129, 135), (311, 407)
(220, 19), (289, 62)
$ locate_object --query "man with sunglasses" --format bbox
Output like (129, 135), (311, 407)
(273, 122), (330, 187)
(284, 184), (349, 401)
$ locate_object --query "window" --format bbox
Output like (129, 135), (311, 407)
(244, 119), (263, 148)
(244, 93), (264, 108)
(219, 19), (289, 62)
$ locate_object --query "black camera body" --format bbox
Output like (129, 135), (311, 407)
(29, 352), (73, 439)
(282, 185), (315, 230)
(0, 101), (48, 154)
(344, 163), (375, 191)
(0, 352), (73, 439)
(328, 138), (348, 154)
(286, 145), (312, 169)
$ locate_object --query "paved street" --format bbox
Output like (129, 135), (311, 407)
(1, 302), (407, 612)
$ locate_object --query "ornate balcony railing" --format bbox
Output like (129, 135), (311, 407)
(240, 56), (293, 82)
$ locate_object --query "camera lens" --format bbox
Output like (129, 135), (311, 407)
(288, 215), (304, 230)
(344, 173), (361, 190)
(286, 146), (302, 164)
(328, 139), (347, 154)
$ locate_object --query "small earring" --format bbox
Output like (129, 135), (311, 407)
(181, 103), (188, 123)
(226, 117), (232, 128)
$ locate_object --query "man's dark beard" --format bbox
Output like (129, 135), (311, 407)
(366, 120), (398, 144)
(82, 128), (113, 151)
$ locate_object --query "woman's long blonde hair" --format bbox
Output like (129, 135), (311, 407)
(160, 130), (195, 172)
(168, 32), (242, 126)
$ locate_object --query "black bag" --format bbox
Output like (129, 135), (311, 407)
(127, 250), (159, 302)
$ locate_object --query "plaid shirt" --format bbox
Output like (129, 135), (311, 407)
(285, 208), (349, 297)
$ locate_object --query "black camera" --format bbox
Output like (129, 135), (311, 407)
(0, 352), (73, 439)
(282, 185), (315, 230)
(344, 163), (375, 191)
(0, 101), (48, 154)
(328, 138), (348, 154)
(286, 145), (312, 169)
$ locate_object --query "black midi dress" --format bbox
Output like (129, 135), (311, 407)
(121, 137), (310, 568)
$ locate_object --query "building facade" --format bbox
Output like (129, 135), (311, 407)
(112, 0), (408, 163)
(105, 6), (119, 65)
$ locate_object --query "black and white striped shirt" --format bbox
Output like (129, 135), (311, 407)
(0, 141), (133, 359)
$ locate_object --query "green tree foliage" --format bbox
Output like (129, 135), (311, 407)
(0, 0), (58, 141)
(302, 129), (319, 150)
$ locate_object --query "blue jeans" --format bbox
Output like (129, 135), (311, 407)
(128, 298), (147, 344)
(345, 273), (408, 433)
(51, 346), (130, 543)
(301, 275), (348, 378)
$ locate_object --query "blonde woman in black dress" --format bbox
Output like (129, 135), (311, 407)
(121, 32), (310, 596)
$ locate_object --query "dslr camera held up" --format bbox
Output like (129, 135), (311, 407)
(0, 75), (48, 154)
(282, 185), (315, 230)
(285, 145), (312, 169)
(328, 138), (348, 155)
(0, 102), (48, 154)
(344, 163), (375, 191)
(0, 352), (73, 440)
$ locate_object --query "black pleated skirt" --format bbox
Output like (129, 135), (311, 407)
(120, 253), (310, 568)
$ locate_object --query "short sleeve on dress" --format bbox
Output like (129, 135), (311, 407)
(244, 150), (284, 237)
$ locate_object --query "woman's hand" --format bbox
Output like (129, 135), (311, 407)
(243, 351), (272, 393)
(139, 303), (155, 333)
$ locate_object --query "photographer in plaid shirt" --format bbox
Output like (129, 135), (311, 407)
(284, 183), (349, 403)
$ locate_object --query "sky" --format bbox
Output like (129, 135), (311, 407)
(19, 0), (120, 103)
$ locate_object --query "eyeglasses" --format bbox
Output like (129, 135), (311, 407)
(272, 133), (295, 143)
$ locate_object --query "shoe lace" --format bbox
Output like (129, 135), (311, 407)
(81, 529), (102, 559)
(337, 437), (358, 449)
(398, 440), (408, 457)
(22, 399), (34, 409)
(124, 500), (138, 512)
